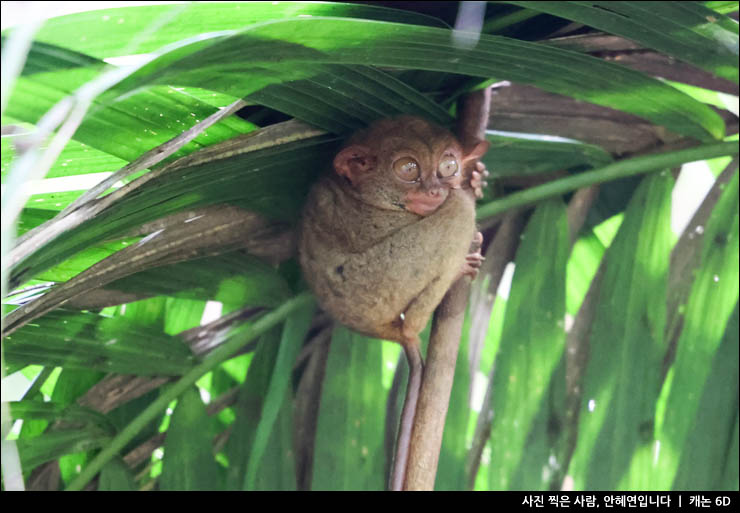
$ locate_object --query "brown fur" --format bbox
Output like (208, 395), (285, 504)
(299, 116), (484, 345)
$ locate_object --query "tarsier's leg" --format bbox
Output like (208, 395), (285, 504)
(390, 337), (423, 491)
(387, 282), (444, 491)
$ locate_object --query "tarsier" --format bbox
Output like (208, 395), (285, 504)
(299, 116), (489, 490)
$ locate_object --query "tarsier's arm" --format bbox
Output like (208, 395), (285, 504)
(301, 181), (474, 338)
(347, 189), (475, 339)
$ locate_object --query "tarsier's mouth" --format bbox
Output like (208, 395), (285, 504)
(404, 193), (446, 216)
(409, 202), (440, 216)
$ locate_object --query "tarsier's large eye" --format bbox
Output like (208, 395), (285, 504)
(437, 155), (458, 178)
(393, 157), (420, 182)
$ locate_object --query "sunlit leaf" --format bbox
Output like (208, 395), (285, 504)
(16, 428), (111, 473)
(110, 253), (292, 309)
(671, 304), (739, 490)
(312, 325), (386, 490)
(224, 326), (281, 490)
(109, 17), (724, 141)
(568, 171), (674, 490)
(488, 198), (569, 490)
(653, 170), (739, 489)
(4, 310), (195, 376)
(31, 2), (447, 59)
(236, 299), (314, 488)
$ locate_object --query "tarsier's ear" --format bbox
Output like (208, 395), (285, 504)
(334, 145), (377, 186)
(462, 139), (490, 163)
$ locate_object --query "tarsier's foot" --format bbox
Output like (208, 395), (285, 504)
(470, 161), (490, 199)
(461, 232), (485, 279)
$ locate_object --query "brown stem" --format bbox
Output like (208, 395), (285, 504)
(403, 87), (491, 490)
(566, 186), (600, 246)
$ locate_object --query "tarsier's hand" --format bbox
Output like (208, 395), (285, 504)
(460, 231), (485, 279)
(469, 161), (489, 199)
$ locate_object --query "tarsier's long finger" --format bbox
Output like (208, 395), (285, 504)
(470, 170), (485, 198)
(466, 252), (484, 265)
(463, 232), (485, 277)
(462, 264), (480, 279)
(475, 161), (490, 177)
(475, 161), (490, 182)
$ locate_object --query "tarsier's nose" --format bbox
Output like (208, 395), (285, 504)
(421, 178), (443, 195)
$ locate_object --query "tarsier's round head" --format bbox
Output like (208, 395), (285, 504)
(333, 116), (489, 216)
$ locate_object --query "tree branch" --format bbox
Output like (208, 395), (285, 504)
(404, 87), (491, 490)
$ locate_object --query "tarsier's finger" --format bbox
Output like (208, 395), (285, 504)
(475, 161), (490, 176)
(470, 174), (483, 198)
(470, 165), (489, 198)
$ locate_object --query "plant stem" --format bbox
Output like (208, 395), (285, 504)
(65, 291), (315, 491)
(404, 87), (491, 490)
(477, 141), (739, 221)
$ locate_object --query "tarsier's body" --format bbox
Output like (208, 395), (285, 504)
(299, 116), (488, 490)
